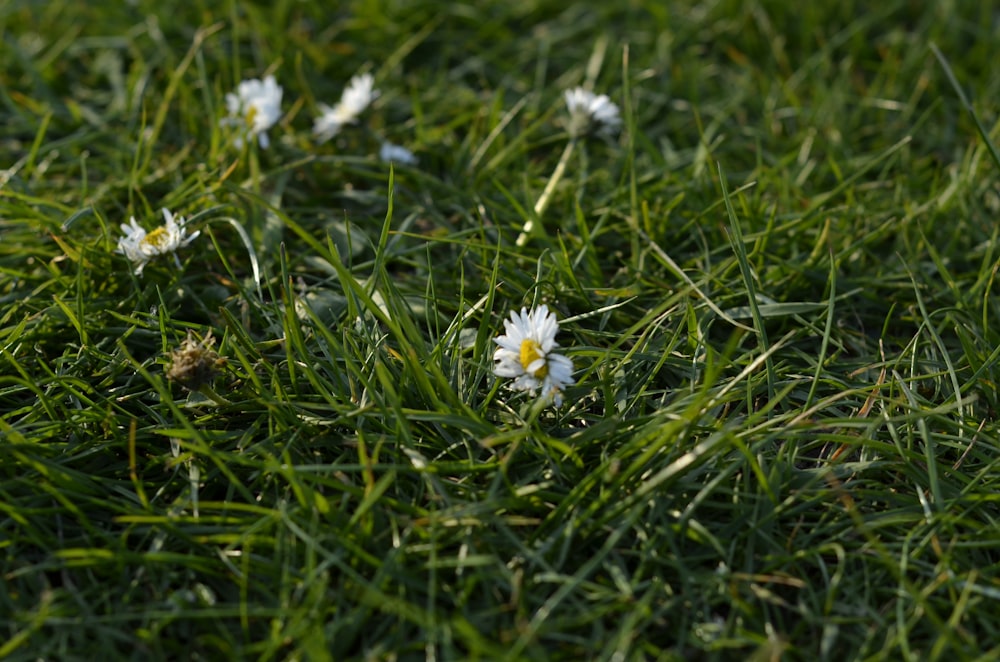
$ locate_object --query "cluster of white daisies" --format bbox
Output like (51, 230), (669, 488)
(116, 74), (619, 407)
(216, 72), (418, 162)
(211, 71), (621, 157)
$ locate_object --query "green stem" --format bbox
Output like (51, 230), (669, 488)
(198, 384), (232, 407)
(516, 138), (577, 247)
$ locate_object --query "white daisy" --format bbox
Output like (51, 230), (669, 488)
(117, 208), (200, 276)
(493, 304), (575, 407)
(564, 86), (621, 137)
(220, 74), (283, 149)
(313, 73), (380, 143)
(379, 140), (418, 165)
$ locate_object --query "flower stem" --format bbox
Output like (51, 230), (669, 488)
(198, 384), (232, 407)
(516, 138), (577, 247)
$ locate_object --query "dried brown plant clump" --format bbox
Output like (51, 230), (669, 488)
(166, 330), (225, 391)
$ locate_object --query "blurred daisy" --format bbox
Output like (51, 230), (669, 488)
(493, 304), (575, 407)
(220, 74), (283, 149)
(379, 140), (418, 165)
(564, 86), (621, 137)
(117, 208), (200, 276)
(516, 87), (621, 246)
(313, 73), (379, 143)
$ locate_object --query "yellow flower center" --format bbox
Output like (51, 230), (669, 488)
(245, 105), (258, 127)
(519, 339), (548, 378)
(142, 227), (170, 249)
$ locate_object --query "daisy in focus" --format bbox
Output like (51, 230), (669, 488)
(220, 75), (283, 149)
(379, 140), (418, 166)
(313, 73), (380, 143)
(117, 208), (200, 276)
(493, 305), (575, 407)
(564, 86), (621, 137)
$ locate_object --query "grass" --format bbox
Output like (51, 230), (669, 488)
(3, 0), (1000, 659)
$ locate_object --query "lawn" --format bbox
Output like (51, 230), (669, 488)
(2, 1), (1000, 659)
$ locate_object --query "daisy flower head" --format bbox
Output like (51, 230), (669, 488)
(220, 74), (283, 149)
(564, 86), (621, 138)
(493, 304), (575, 407)
(379, 140), (418, 166)
(117, 208), (200, 276)
(313, 73), (380, 143)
